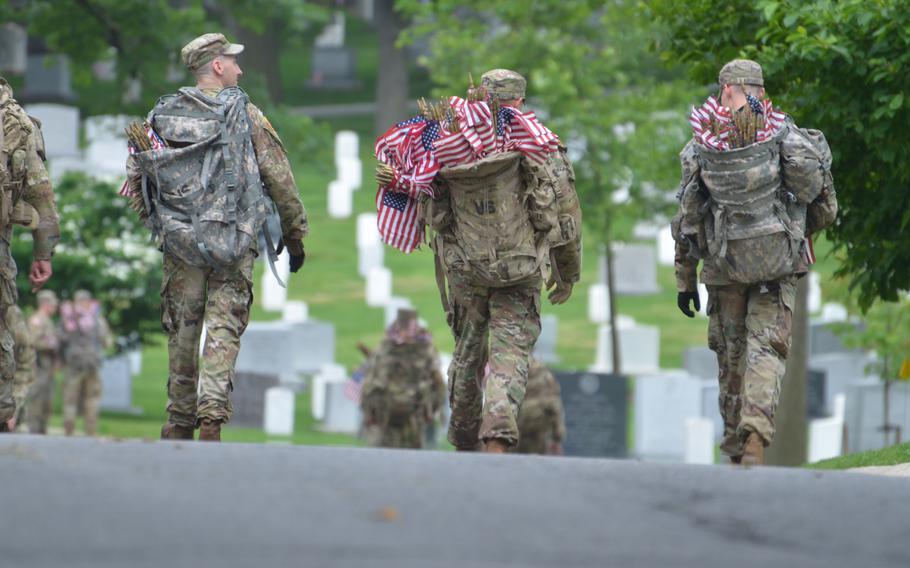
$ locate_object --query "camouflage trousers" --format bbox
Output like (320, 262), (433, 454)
(446, 277), (541, 449)
(707, 275), (797, 456)
(160, 252), (254, 427)
(515, 402), (561, 455)
(0, 249), (17, 424)
(27, 355), (56, 433)
(62, 364), (102, 434)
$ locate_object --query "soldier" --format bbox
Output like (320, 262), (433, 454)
(26, 289), (59, 434)
(59, 290), (111, 437)
(127, 33), (308, 441)
(6, 305), (36, 431)
(425, 69), (581, 453)
(360, 309), (446, 449)
(0, 78), (60, 433)
(514, 358), (565, 455)
(672, 59), (837, 465)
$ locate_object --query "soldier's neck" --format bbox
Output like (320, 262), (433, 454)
(195, 77), (225, 92)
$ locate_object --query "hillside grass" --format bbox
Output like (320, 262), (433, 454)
(808, 442), (910, 470)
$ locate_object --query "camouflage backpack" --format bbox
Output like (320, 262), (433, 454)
(434, 151), (548, 288)
(133, 87), (274, 269)
(0, 83), (43, 234)
(693, 119), (834, 284)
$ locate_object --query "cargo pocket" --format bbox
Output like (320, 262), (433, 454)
(769, 279), (796, 358)
(159, 267), (176, 335)
(706, 292), (722, 353)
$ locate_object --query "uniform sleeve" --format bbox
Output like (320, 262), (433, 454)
(673, 140), (704, 293)
(20, 127), (59, 260)
(247, 102), (308, 241)
(527, 149), (581, 283)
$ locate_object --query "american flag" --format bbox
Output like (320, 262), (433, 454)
(376, 185), (422, 253)
(118, 123), (166, 196)
(343, 377), (362, 403)
(690, 96), (786, 150)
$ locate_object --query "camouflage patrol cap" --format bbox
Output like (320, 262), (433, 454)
(181, 33), (245, 71)
(481, 69), (526, 100)
(718, 59), (764, 86)
(36, 290), (58, 304)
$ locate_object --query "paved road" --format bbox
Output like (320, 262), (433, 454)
(1, 435), (907, 568)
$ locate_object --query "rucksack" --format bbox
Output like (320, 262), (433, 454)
(370, 342), (433, 426)
(0, 90), (42, 234)
(434, 151), (548, 288)
(133, 87), (275, 269)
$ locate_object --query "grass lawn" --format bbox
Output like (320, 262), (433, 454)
(808, 442), (910, 470)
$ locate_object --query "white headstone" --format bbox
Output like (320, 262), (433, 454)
(366, 267), (392, 307)
(327, 180), (353, 219)
(657, 226), (675, 266)
(315, 11), (346, 48)
(533, 314), (559, 363)
(587, 283), (610, 324)
(237, 321), (336, 376)
(100, 356), (134, 412)
(25, 104), (80, 158)
(384, 297), (412, 327)
(634, 371), (705, 461)
(808, 271), (822, 314)
(311, 363), (346, 421)
(127, 349), (142, 377)
(356, 213), (381, 249)
(323, 381), (362, 433)
(264, 387), (296, 436)
(261, 251), (290, 311)
(632, 221), (660, 240)
(809, 352), (876, 415)
(808, 394), (845, 463)
(337, 157), (362, 191)
(358, 241), (385, 278)
(845, 381), (909, 453)
(612, 243), (660, 295)
(282, 301), (309, 324)
(592, 321), (660, 375)
(85, 115), (133, 179)
(684, 417), (715, 465)
(334, 130), (359, 163)
(820, 302), (848, 323)
(698, 283), (709, 318)
(0, 24), (27, 74)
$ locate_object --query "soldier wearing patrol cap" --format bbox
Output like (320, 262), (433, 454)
(126, 32), (309, 441)
(672, 58), (837, 465)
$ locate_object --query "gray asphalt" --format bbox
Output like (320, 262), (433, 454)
(1, 435), (907, 568)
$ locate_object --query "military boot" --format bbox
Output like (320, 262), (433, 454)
(160, 422), (195, 440)
(0, 421), (9, 433)
(198, 418), (222, 442)
(741, 432), (764, 466)
(483, 439), (510, 454)
(455, 442), (483, 452)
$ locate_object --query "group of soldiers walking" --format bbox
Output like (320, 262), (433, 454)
(1, 30), (836, 466)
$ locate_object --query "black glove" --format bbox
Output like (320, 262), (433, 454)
(286, 239), (305, 273)
(677, 291), (701, 318)
(275, 238), (285, 256)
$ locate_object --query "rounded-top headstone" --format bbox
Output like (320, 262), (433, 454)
(334, 130), (359, 162)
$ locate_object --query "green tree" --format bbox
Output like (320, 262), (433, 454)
(13, 173), (163, 346)
(651, 0), (910, 309)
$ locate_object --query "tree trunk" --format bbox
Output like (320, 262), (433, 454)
(374, 0), (409, 135)
(605, 239), (621, 375)
(766, 276), (809, 466)
(234, 19), (285, 104)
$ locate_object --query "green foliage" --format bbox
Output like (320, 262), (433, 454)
(13, 173), (162, 346)
(808, 441), (910, 469)
(396, 0), (701, 242)
(651, 0), (910, 308)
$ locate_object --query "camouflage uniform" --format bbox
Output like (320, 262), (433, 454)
(0, 79), (60, 425)
(8, 305), (35, 427)
(26, 292), (59, 434)
(59, 293), (111, 436)
(673, 60), (826, 457)
(426, 69), (572, 450)
(360, 315), (446, 449)
(515, 358), (566, 454)
(126, 34), (308, 429)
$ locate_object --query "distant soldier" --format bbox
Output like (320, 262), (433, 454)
(0, 78), (60, 433)
(27, 290), (60, 434)
(361, 309), (446, 449)
(6, 305), (36, 431)
(672, 59), (837, 465)
(425, 69), (581, 453)
(59, 290), (111, 436)
(514, 358), (565, 455)
(126, 33), (309, 441)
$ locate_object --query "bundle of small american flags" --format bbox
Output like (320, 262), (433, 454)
(689, 95), (786, 151)
(118, 122), (166, 197)
(374, 97), (560, 253)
